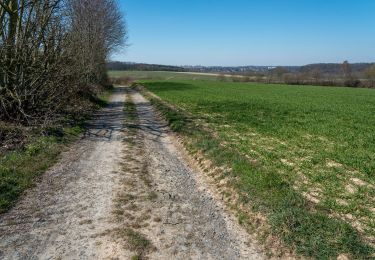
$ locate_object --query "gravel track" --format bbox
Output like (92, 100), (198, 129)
(0, 87), (129, 259)
(129, 89), (263, 259)
(0, 86), (263, 259)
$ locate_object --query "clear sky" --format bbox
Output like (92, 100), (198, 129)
(113, 0), (375, 66)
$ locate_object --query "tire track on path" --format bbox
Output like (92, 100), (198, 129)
(127, 88), (263, 259)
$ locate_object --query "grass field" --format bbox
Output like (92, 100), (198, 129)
(136, 78), (375, 258)
(109, 70), (224, 81)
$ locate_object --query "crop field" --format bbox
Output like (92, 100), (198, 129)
(139, 79), (375, 258)
(109, 70), (225, 81)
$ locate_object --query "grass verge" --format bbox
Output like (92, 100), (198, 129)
(135, 84), (375, 259)
(0, 89), (114, 213)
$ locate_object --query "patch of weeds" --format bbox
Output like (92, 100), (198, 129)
(153, 217), (162, 222)
(238, 212), (248, 226)
(137, 160), (152, 188)
(113, 208), (125, 217)
(118, 228), (154, 257)
(147, 191), (158, 201)
(124, 96), (138, 122)
(122, 212), (135, 221)
(79, 219), (93, 225)
(116, 193), (136, 204)
(131, 255), (142, 260)
(140, 175), (152, 188)
(137, 214), (151, 222)
(126, 202), (138, 211)
(130, 222), (143, 229)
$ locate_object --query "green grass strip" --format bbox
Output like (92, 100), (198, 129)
(0, 126), (83, 213)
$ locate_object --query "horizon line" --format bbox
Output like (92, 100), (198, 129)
(108, 60), (375, 68)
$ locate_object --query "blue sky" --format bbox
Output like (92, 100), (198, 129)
(113, 0), (375, 66)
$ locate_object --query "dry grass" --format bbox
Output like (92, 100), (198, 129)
(111, 91), (157, 259)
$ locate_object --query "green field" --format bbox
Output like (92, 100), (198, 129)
(109, 70), (226, 81)
(138, 78), (375, 258)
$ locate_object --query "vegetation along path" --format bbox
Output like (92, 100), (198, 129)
(0, 86), (263, 259)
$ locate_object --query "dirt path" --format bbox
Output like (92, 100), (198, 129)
(0, 87), (130, 259)
(0, 86), (263, 259)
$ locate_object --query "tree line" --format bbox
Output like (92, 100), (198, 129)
(0, 0), (126, 124)
(107, 61), (186, 72)
(225, 61), (375, 88)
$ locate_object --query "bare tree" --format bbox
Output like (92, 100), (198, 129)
(0, 0), (67, 123)
(0, 0), (127, 124)
(66, 0), (127, 88)
(364, 64), (375, 88)
(341, 60), (360, 87)
(310, 68), (322, 84)
(342, 60), (352, 80)
(271, 66), (289, 82)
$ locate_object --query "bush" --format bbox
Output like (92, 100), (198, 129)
(344, 78), (361, 88)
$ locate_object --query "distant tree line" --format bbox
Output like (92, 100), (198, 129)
(108, 60), (375, 88)
(219, 61), (375, 88)
(183, 63), (375, 75)
(0, 0), (126, 124)
(107, 61), (185, 72)
(265, 61), (375, 88)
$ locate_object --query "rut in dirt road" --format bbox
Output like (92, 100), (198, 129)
(0, 86), (264, 259)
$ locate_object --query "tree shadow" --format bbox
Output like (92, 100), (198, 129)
(83, 87), (126, 141)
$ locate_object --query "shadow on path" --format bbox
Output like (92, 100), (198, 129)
(84, 86), (126, 140)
